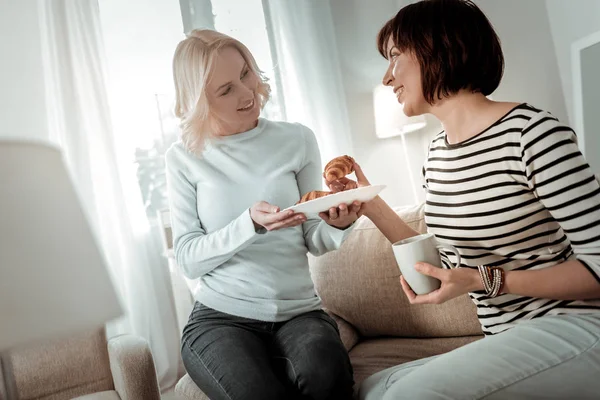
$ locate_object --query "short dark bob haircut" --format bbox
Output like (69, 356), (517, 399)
(377, 0), (504, 104)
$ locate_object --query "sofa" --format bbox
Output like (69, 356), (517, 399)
(309, 202), (483, 389)
(7, 328), (161, 400)
(174, 202), (483, 399)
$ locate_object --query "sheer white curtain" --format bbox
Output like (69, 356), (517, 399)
(37, 0), (180, 390)
(262, 0), (354, 166)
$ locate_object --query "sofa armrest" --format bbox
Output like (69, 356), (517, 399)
(328, 312), (360, 352)
(107, 334), (161, 400)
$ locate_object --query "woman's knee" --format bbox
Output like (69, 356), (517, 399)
(294, 338), (354, 399)
(359, 369), (394, 400)
(275, 312), (354, 398)
(358, 357), (435, 400)
(182, 341), (287, 400)
(181, 324), (289, 400)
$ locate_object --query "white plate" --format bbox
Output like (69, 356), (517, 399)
(285, 185), (386, 216)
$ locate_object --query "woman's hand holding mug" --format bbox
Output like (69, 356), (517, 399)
(392, 233), (481, 305)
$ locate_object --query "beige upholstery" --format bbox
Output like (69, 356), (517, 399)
(309, 203), (483, 387)
(9, 329), (160, 400)
(311, 203), (481, 339)
(175, 375), (209, 400)
(107, 334), (163, 400)
(348, 336), (479, 385)
(315, 203), (479, 339)
(175, 203), (482, 398)
(73, 392), (121, 400)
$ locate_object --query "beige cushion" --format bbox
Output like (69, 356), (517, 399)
(329, 312), (360, 351)
(175, 374), (209, 400)
(310, 203), (482, 338)
(10, 329), (114, 400)
(73, 391), (121, 400)
(107, 334), (161, 400)
(349, 336), (481, 387)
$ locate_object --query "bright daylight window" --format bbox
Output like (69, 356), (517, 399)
(99, 0), (284, 232)
(212, 0), (285, 122)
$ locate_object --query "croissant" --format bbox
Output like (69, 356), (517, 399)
(296, 155), (356, 204)
(323, 155), (355, 182)
(296, 190), (332, 204)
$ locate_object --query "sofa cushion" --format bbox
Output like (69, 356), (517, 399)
(73, 391), (121, 400)
(309, 203), (482, 338)
(10, 329), (114, 400)
(329, 312), (360, 351)
(349, 336), (481, 387)
(175, 374), (209, 400)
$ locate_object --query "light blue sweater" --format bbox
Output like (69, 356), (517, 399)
(165, 118), (354, 322)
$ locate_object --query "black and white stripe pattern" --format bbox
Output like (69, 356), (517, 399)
(423, 104), (600, 335)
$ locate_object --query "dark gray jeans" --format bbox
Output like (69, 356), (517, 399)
(181, 302), (354, 400)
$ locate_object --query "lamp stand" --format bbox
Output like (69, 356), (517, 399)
(0, 351), (18, 400)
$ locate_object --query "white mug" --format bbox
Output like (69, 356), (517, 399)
(392, 233), (461, 295)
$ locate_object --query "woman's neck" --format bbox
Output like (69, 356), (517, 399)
(430, 92), (498, 145)
(217, 118), (259, 137)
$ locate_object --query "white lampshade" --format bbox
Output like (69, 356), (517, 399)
(0, 141), (122, 351)
(373, 83), (427, 138)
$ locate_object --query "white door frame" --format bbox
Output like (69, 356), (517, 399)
(572, 30), (600, 157)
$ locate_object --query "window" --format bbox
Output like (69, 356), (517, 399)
(212, 0), (285, 121)
(99, 0), (285, 228)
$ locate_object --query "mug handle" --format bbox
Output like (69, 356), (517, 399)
(435, 244), (461, 268)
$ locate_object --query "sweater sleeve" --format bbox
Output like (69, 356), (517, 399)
(165, 147), (261, 279)
(295, 125), (355, 256)
(519, 112), (600, 283)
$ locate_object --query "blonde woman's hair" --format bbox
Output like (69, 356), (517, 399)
(172, 29), (271, 153)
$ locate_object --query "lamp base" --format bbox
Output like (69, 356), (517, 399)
(0, 351), (18, 400)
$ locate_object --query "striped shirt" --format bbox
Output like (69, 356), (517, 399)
(423, 103), (600, 335)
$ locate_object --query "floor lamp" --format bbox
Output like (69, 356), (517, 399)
(373, 84), (427, 204)
(0, 140), (122, 400)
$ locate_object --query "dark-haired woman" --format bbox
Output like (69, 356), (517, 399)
(334, 1), (600, 398)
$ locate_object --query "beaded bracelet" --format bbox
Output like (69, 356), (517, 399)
(477, 265), (505, 297)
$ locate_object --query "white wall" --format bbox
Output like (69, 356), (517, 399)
(330, 0), (438, 208)
(581, 42), (600, 173)
(546, 0), (600, 125)
(477, 0), (567, 123)
(330, 0), (567, 207)
(546, 0), (600, 173)
(0, 1), (48, 140)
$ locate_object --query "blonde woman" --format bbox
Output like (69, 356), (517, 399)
(166, 30), (356, 400)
